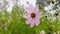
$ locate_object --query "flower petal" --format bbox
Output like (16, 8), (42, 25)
(36, 12), (41, 19)
(26, 19), (32, 25)
(24, 13), (30, 19)
(30, 19), (35, 28)
(35, 19), (40, 26)
(27, 3), (34, 10)
(24, 7), (31, 13)
(27, 3), (35, 13)
(34, 5), (39, 12)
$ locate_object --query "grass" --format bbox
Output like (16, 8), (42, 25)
(0, 6), (60, 34)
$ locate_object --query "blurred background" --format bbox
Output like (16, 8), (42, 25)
(0, 0), (60, 34)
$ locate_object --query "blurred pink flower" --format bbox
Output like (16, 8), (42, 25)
(24, 2), (41, 28)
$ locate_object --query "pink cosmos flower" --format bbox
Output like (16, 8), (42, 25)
(24, 2), (41, 28)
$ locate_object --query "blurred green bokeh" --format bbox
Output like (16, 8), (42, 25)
(0, 6), (60, 34)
